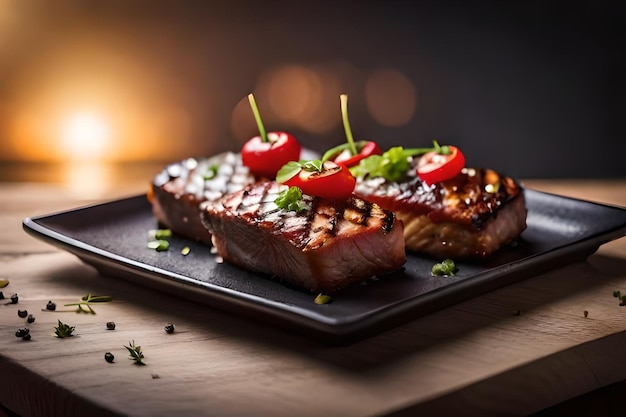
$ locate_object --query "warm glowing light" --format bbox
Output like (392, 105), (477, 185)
(60, 112), (111, 160)
(365, 69), (416, 126)
(62, 161), (112, 199)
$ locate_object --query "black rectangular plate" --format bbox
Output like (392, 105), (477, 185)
(23, 189), (626, 343)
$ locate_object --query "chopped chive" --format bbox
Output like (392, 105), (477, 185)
(203, 164), (219, 180)
(148, 229), (172, 240)
(432, 259), (458, 277)
(181, 246), (191, 256)
(147, 240), (170, 251)
(314, 294), (332, 305)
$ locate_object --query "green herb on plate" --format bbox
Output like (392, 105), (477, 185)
(431, 259), (458, 277)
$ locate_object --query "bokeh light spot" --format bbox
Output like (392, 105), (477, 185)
(365, 69), (416, 126)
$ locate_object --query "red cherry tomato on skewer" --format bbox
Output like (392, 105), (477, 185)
(324, 140), (382, 168)
(417, 145), (465, 185)
(241, 131), (301, 179)
(322, 94), (382, 168)
(278, 160), (356, 200)
(241, 93), (301, 179)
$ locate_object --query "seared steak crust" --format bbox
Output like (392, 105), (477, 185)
(149, 152), (256, 244)
(201, 181), (406, 293)
(354, 166), (527, 259)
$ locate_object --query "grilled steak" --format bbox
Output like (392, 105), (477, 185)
(149, 152), (257, 244)
(200, 181), (406, 293)
(354, 166), (527, 259)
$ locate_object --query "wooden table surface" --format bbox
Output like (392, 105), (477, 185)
(1, 167), (625, 417)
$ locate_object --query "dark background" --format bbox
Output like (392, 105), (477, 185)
(1, 0), (624, 179)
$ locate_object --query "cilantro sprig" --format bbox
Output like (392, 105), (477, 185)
(350, 140), (451, 182)
(275, 186), (307, 213)
(350, 146), (410, 182)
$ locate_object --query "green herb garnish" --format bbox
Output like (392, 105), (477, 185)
(431, 259), (458, 277)
(64, 293), (112, 314)
(148, 229), (172, 252)
(276, 160), (323, 184)
(350, 140), (452, 182)
(148, 229), (172, 240)
(350, 146), (410, 182)
(181, 246), (191, 256)
(124, 340), (146, 365)
(203, 164), (219, 180)
(0, 278), (9, 288)
(147, 240), (170, 252)
(54, 319), (75, 338)
(613, 290), (625, 306)
(275, 186), (307, 213)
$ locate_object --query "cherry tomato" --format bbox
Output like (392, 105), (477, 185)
(284, 161), (356, 200)
(241, 131), (301, 179)
(417, 145), (465, 185)
(331, 141), (382, 168)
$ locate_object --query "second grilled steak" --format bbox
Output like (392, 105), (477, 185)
(354, 166), (527, 259)
(200, 181), (406, 293)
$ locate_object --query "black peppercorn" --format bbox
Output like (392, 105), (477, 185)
(22, 333), (31, 341)
(164, 323), (175, 334)
(15, 328), (29, 338)
(17, 309), (28, 318)
(9, 294), (18, 304)
(106, 321), (116, 330)
(27, 314), (35, 323)
(46, 300), (56, 311)
(104, 352), (115, 363)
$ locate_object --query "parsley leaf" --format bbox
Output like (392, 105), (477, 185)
(431, 259), (458, 277)
(351, 146), (410, 182)
(276, 159), (324, 184)
(275, 186), (307, 213)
